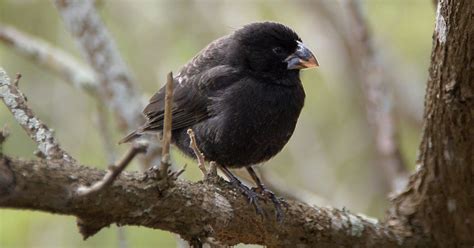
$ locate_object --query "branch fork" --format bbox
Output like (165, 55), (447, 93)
(76, 140), (149, 197)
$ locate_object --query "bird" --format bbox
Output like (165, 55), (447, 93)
(120, 21), (318, 220)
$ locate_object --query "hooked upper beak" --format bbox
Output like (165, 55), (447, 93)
(285, 41), (319, 70)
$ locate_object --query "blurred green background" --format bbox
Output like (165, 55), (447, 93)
(0, 0), (434, 247)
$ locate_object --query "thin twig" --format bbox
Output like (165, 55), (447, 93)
(0, 68), (74, 161)
(13, 73), (21, 87)
(77, 140), (148, 196)
(173, 164), (187, 179)
(187, 129), (207, 177)
(159, 72), (174, 177)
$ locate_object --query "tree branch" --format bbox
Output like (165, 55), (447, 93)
(0, 24), (98, 95)
(0, 155), (407, 247)
(76, 141), (148, 196)
(159, 72), (174, 177)
(53, 0), (143, 130)
(187, 129), (207, 177)
(0, 69), (73, 161)
(341, 0), (409, 194)
(52, 0), (163, 170)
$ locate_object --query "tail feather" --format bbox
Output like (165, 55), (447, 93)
(118, 130), (142, 144)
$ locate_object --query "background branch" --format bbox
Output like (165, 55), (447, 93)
(341, 0), (409, 194)
(53, 0), (143, 130)
(0, 24), (97, 95)
(0, 14), (163, 171)
(53, 0), (164, 170)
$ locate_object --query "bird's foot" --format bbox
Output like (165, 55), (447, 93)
(252, 186), (285, 222)
(229, 178), (264, 216)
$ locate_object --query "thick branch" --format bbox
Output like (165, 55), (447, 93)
(0, 155), (407, 247)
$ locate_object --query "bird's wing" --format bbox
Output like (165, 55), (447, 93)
(144, 35), (230, 114)
(142, 66), (239, 132)
(142, 82), (207, 131)
(141, 35), (239, 132)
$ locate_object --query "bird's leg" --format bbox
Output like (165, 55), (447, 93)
(216, 164), (264, 216)
(246, 166), (285, 222)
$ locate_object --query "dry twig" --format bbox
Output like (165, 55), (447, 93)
(0, 68), (73, 161)
(12, 73), (21, 87)
(159, 72), (174, 177)
(77, 141), (148, 196)
(187, 129), (208, 177)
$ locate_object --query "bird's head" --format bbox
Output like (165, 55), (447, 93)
(233, 22), (318, 79)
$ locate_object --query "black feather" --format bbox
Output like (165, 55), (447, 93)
(122, 22), (311, 168)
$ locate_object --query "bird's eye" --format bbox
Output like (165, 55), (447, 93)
(272, 47), (284, 55)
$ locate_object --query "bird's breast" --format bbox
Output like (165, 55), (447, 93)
(204, 80), (305, 167)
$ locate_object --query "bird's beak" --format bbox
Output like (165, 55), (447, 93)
(285, 42), (319, 70)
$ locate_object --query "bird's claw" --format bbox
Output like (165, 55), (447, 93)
(230, 180), (264, 216)
(252, 186), (285, 222)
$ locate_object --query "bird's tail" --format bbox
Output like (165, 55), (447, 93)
(118, 130), (142, 144)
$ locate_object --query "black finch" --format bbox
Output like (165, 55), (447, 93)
(121, 22), (318, 219)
